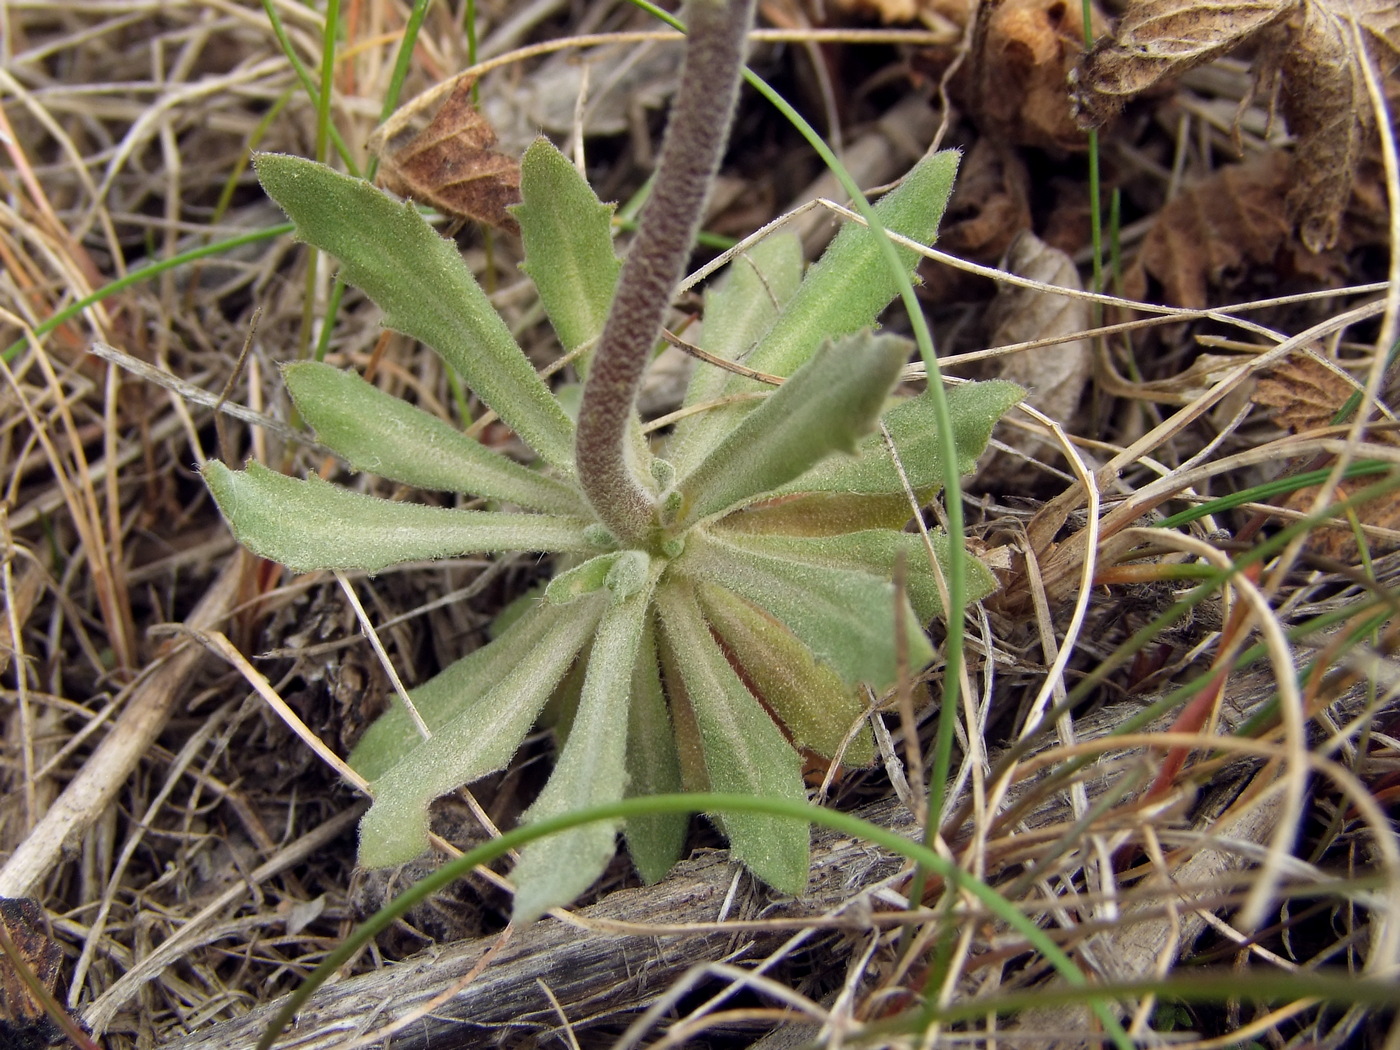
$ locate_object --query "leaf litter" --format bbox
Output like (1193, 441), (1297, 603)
(1073, 0), (1400, 252)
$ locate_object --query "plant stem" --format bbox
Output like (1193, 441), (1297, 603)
(575, 0), (755, 543)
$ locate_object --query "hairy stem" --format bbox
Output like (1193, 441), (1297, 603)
(575, 0), (756, 543)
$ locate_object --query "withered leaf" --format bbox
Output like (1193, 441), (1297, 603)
(0, 897), (63, 1050)
(1273, 0), (1400, 251)
(977, 230), (1091, 487)
(1073, 0), (1400, 252)
(921, 138), (1031, 301)
(1254, 352), (1357, 434)
(376, 78), (521, 234)
(1255, 353), (1400, 559)
(1071, 0), (1293, 128)
(962, 0), (1112, 149)
(1124, 152), (1295, 308)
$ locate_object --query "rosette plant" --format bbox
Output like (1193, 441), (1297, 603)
(204, 0), (1022, 921)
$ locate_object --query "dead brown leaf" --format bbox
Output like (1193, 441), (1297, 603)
(375, 78), (521, 234)
(1123, 149), (1388, 306)
(1255, 354), (1400, 558)
(961, 0), (1112, 149)
(1270, 0), (1400, 250)
(978, 230), (1092, 487)
(1073, 0), (1400, 251)
(0, 897), (63, 1049)
(1124, 152), (1296, 308)
(1254, 352), (1357, 433)
(921, 138), (1032, 301)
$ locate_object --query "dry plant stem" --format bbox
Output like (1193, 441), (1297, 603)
(157, 797), (920, 1050)
(575, 0), (755, 542)
(0, 553), (245, 898)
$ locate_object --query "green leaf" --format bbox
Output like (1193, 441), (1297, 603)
(675, 332), (909, 528)
(284, 362), (584, 512)
(669, 233), (803, 472)
(511, 580), (656, 923)
(514, 138), (622, 364)
(709, 490), (917, 535)
(697, 581), (873, 765)
(675, 529), (933, 691)
(357, 595), (606, 867)
(350, 597), (574, 780)
(746, 150), (959, 377)
(544, 551), (624, 605)
(544, 550), (652, 605)
(623, 618), (686, 883)
(773, 380), (1025, 498)
(202, 461), (591, 572)
(655, 582), (809, 894)
(712, 527), (998, 621)
(675, 151), (959, 462)
(253, 153), (575, 470)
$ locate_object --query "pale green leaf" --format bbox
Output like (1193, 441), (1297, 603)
(745, 150), (959, 377)
(253, 153), (575, 470)
(202, 461), (591, 573)
(712, 528), (998, 621)
(675, 332), (909, 528)
(544, 551), (623, 605)
(623, 618), (686, 883)
(284, 361), (584, 512)
(350, 597), (573, 780)
(543, 550), (652, 605)
(697, 581), (873, 765)
(511, 580), (656, 923)
(357, 595), (605, 866)
(656, 582), (809, 894)
(775, 380), (1025, 498)
(514, 138), (622, 363)
(675, 530), (933, 690)
(675, 151), (959, 461)
(668, 233), (803, 472)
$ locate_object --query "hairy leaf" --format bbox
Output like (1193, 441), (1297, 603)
(254, 153), (575, 469)
(676, 332), (910, 528)
(511, 581), (655, 923)
(544, 552), (625, 605)
(515, 138), (622, 361)
(351, 597), (574, 780)
(675, 530), (933, 690)
(357, 595), (606, 866)
(711, 527), (997, 622)
(675, 149), (959, 462)
(656, 583), (809, 894)
(747, 149), (959, 377)
(710, 490), (918, 535)
(772, 380), (1025, 498)
(668, 233), (804, 472)
(698, 581), (874, 764)
(202, 461), (591, 573)
(623, 619), (686, 883)
(284, 362), (584, 512)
